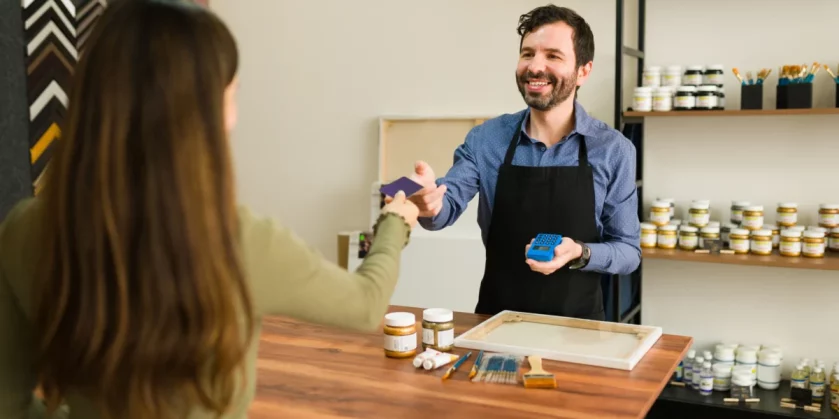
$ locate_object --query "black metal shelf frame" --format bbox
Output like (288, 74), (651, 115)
(609, 0), (645, 325)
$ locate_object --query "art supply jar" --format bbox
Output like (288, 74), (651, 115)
(383, 312), (418, 359)
(663, 65), (682, 87)
(750, 229), (773, 255)
(650, 200), (672, 226)
(700, 226), (720, 249)
(684, 66), (704, 86)
(688, 200), (711, 228)
(679, 226), (699, 251)
(656, 197), (676, 218)
(714, 346), (736, 368)
(730, 371), (753, 399)
(633, 87), (653, 111)
(696, 85), (719, 110)
(802, 230), (826, 258)
(730, 201), (750, 224)
(729, 228), (750, 254)
(653, 87), (673, 111)
(819, 204), (839, 228)
(757, 351), (782, 390)
(741, 205), (764, 231)
(421, 308), (454, 352)
(776, 202), (798, 227)
(716, 86), (725, 109)
(721, 223), (736, 247)
(713, 363), (733, 391)
(779, 229), (802, 257)
(830, 228), (839, 252)
(641, 223), (658, 248)
(657, 224), (678, 249)
(703, 65), (725, 85)
(643, 66), (662, 87)
(674, 86), (697, 110)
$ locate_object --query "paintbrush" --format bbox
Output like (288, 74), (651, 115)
(468, 350), (484, 380)
(522, 356), (557, 389)
(442, 351), (472, 381)
(824, 64), (838, 82)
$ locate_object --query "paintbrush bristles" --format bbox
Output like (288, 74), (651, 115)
(522, 356), (557, 389)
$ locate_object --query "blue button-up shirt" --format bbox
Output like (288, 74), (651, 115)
(418, 101), (641, 275)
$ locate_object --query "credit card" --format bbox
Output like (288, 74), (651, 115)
(380, 176), (424, 197)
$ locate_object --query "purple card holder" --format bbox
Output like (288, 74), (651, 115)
(380, 176), (423, 197)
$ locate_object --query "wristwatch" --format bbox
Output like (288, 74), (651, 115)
(569, 240), (591, 270)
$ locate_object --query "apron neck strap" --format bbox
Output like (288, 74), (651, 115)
(504, 111), (589, 167)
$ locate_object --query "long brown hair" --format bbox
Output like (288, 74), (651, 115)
(33, 1), (254, 418)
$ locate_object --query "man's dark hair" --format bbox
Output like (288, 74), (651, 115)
(517, 4), (595, 69)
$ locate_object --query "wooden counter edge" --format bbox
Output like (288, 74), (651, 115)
(639, 334), (693, 418)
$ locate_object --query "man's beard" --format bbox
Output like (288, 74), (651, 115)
(516, 70), (576, 111)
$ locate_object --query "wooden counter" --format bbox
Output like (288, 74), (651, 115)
(247, 305), (692, 419)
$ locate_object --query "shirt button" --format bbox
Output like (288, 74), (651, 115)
(538, 144), (546, 151)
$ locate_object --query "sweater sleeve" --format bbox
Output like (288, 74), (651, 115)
(238, 207), (409, 332)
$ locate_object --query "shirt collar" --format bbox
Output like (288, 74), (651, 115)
(518, 100), (597, 144)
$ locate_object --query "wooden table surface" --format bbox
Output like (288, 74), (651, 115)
(248, 305), (693, 419)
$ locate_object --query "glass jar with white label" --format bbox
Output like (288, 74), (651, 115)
(633, 87), (653, 112)
(674, 86), (697, 110)
(830, 228), (839, 252)
(689, 200), (711, 228)
(819, 204), (839, 228)
(730, 200), (750, 224)
(803, 230), (826, 258)
(780, 229), (802, 257)
(750, 229), (773, 255)
(657, 224), (678, 249)
(643, 66), (662, 87)
(729, 228), (750, 254)
(703, 65), (725, 85)
(650, 200), (672, 226)
(684, 66), (704, 86)
(653, 87), (673, 111)
(641, 223), (658, 248)
(679, 226), (699, 251)
(776, 202), (798, 227)
(742, 205), (764, 231)
(696, 85), (719, 110)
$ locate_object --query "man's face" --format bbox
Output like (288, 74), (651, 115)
(515, 21), (584, 111)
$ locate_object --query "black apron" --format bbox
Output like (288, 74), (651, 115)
(474, 113), (604, 321)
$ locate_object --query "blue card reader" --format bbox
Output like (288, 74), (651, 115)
(526, 233), (563, 262)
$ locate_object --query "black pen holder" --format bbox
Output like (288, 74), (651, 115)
(835, 82), (839, 108)
(740, 84), (763, 110)
(776, 83), (813, 109)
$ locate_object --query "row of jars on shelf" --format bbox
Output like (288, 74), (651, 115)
(643, 200), (839, 257)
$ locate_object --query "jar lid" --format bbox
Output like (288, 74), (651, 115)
(690, 200), (710, 210)
(680, 225), (698, 233)
(786, 226), (806, 232)
(713, 363), (733, 373)
(701, 226), (720, 234)
(707, 221), (721, 228)
(715, 347), (735, 357)
(731, 228), (750, 236)
(423, 308), (453, 323)
(687, 65), (705, 71)
(781, 229), (802, 237)
(634, 86), (653, 93)
(653, 87), (673, 95)
(752, 229), (772, 237)
(687, 349), (696, 357)
(659, 224), (678, 231)
(731, 200), (751, 207)
(778, 202), (798, 208)
(698, 85), (717, 92)
(745, 205), (764, 212)
(820, 203), (839, 210)
(707, 64), (724, 71)
(385, 312), (416, 327)
(808, 226), (827, 233)
(640, 222), (657, 230)
(723, 223), (738, 229)
(669, 219), (683, 225)
(804, 230), (825, 238)
(644, 66), (662, 72)
(764, 224), (779, 231)
(677, 86), (697, 92)
(652, 200), (671, 208)
(657, 197), (675, 203)
(832, 227), (839, 233)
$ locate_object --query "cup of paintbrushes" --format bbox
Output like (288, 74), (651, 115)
(827, 65), (839, 108)
(741, 84), (763, 109)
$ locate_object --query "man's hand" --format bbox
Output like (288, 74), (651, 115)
(407, 160), (447, 218)
(524, 237), (583, 275)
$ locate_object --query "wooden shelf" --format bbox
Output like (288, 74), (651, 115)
(642, 248), (839, 271)
(624, 108), (839, 118)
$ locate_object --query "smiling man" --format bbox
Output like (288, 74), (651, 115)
(408, 5), (641, 320)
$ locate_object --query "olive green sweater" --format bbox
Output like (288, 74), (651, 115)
(0, 197), (409, 419)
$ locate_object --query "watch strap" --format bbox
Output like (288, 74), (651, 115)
(569, 240), (590, 270)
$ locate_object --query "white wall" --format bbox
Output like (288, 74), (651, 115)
(641, 0), (839, 376)
(211, 0), (620, 262)
(212, 0), (838, 377)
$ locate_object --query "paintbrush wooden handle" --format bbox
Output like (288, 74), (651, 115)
(528, 356), (548, 374)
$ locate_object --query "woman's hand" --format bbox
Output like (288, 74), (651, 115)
(382, 190), (419, 227)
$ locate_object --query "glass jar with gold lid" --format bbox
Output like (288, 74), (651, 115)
(650, 200), (672, 226)
(742, 205), (764, 231)
(729, 228), (750, 254)
(679, 226), (699, 251)
(802, 230), (826, 258)
(657, 224), (678, 249)
(689, 200), (711, 228)
(700, 226), (721, 249)
(730, 200), (750, 225)
(819, 204), (839, 228)
(775, 202), (798, 227)
(641, 222), (658, 248)
(779, 229), (802, 257)
(750, 229), (773, 255)
(829, 227), (839, 253)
